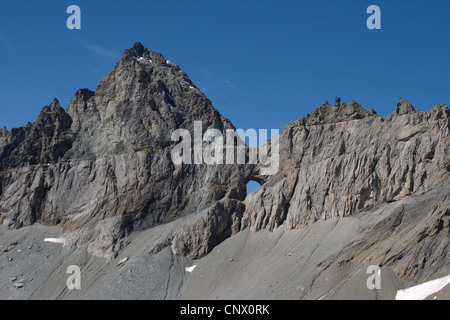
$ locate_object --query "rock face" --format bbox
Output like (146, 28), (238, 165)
(392, 97), (417, 116)
(286, 100), (377, 127)
(244, 100), (449, 231)
(0, 42), (449, 292)
(0, 43), (253, 259)
(0, 99), (72, 171)
(241, 98), (450, 284)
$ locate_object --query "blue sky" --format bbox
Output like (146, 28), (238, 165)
(1, 0), (450, 137)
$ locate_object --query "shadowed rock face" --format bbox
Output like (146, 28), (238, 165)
(0, 41), (449, 283)
(0, 99), (73, 171)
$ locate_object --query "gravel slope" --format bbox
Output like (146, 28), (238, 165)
(0, 184), (448, 300)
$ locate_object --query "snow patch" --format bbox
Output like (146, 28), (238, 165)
(396, 275), (450, 300)
(185, 265), (196, 273)
(44, 238), (66, 246)
(117, 257), (128, 266)
(136, 57), (152, 64)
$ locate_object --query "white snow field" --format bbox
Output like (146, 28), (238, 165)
(396, 275), (450, 300)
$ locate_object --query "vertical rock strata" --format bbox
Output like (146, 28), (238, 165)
(243, 101), (449, 232)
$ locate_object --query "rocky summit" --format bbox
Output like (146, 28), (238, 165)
(0, 43), (449, 300)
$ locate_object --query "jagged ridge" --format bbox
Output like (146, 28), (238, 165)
(286, 99), (378, 128)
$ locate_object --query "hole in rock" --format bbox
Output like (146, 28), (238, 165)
(246, 180), (262, 196)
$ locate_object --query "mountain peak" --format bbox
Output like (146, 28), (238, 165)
(121, 42), (151, 60)
(119, 42), (172, 68)
(391, 97), (416, 116)
(286, 99), (377, 128)
(40, 98), (63, 114)
(130, 42), (148, 57)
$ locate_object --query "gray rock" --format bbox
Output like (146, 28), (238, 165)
(243, 101), (449, 232)
(0, 99), (72, 171)
(392, 97), (416, 116)
(334, 96), (341, 107)
(0, 43), (252, 260)
(3, 241), (18, 252)
(286, 99), (378, 128)
(0, 42), (449, 299)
